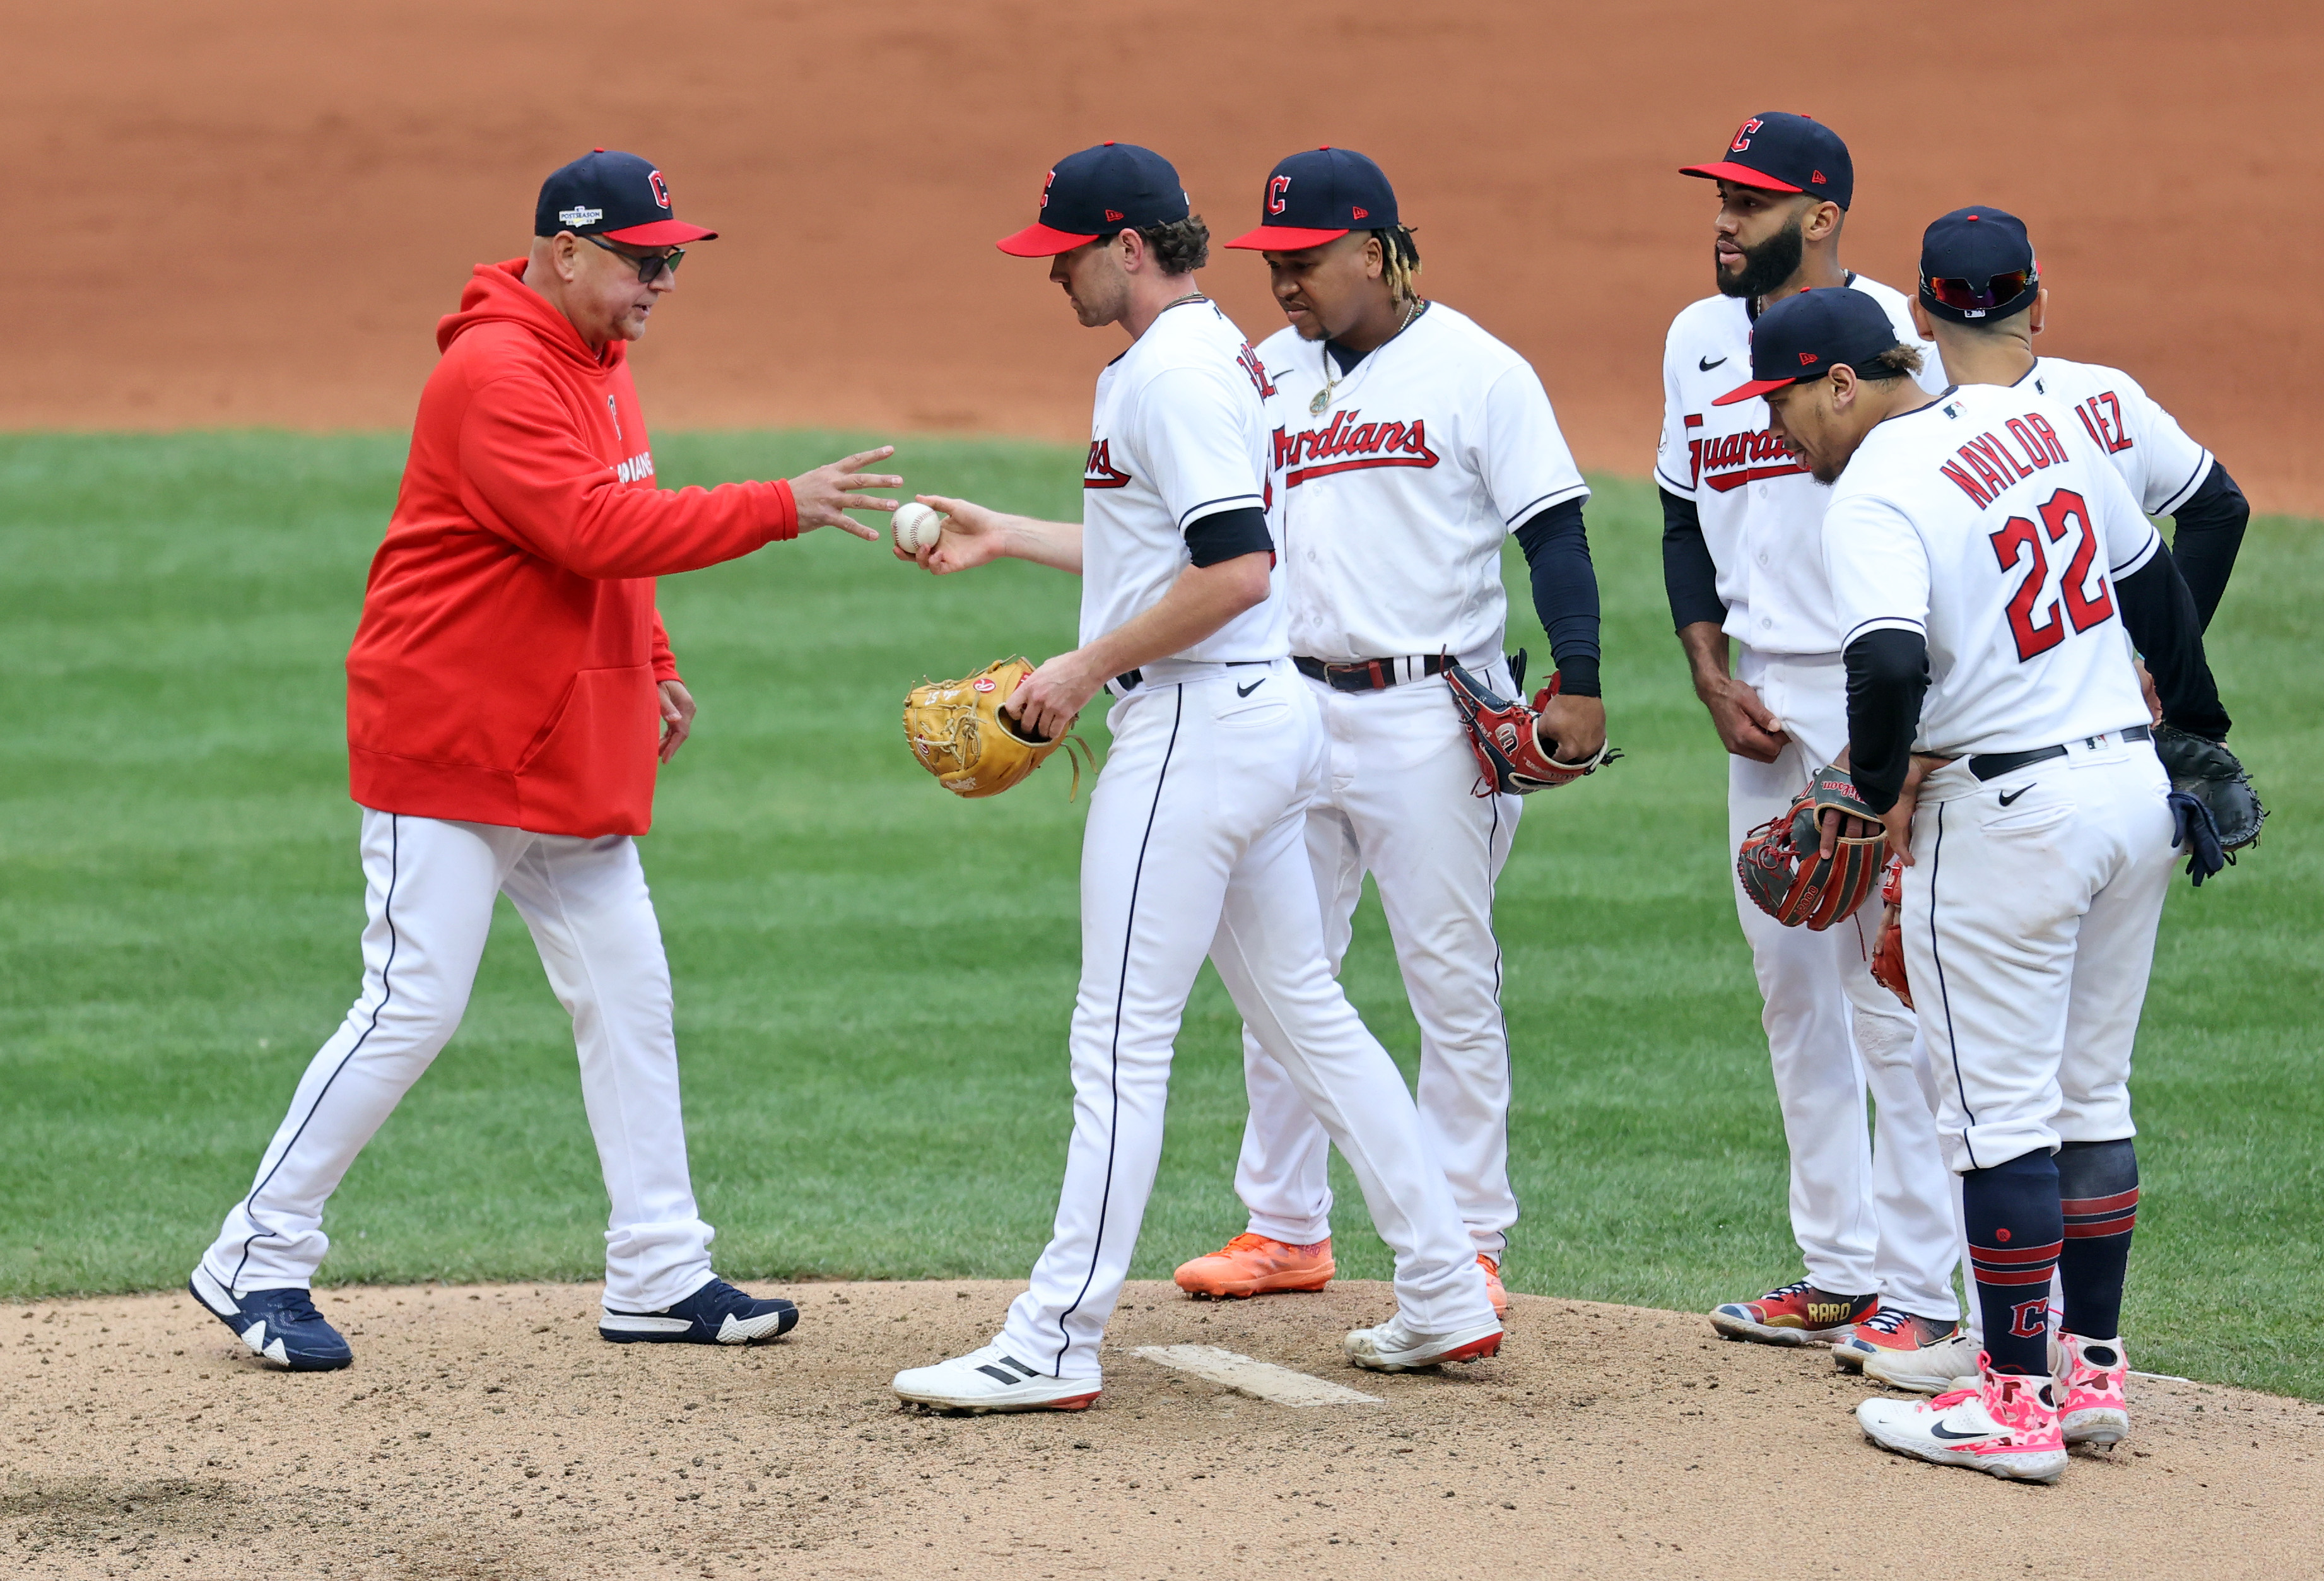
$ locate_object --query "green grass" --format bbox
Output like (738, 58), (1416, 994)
(1, 431), (2316, 1399)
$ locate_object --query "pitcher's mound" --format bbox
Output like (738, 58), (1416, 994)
(7, 1279), (2318, 1578)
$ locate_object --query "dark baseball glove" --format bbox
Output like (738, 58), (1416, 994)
(1737, 764), (1886, 931)
(1443, 660), (1618, 796)
(2152, 724), (2263, 886)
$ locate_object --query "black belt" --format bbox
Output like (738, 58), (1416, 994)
(1292, 654), (1449, 693)
(1969, 724), (2149, 782)
(1111, 661), (1270, 695)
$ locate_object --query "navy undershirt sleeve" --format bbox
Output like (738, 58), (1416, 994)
(2115, 550), (2231, 741)
(1513, 497), (1601, 696)
(1183, 506), (1274, 568)
(1842, 628), (1930, 814)
(2163, 461), (2248, 630)
(1660, 488), (1725, 631)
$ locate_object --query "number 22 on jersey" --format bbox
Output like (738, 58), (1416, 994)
(1989, 487), (2116, 662)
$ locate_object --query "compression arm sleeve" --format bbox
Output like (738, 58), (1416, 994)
(1842, 628), (1930, 815)
(1513, 497), (1601, 696)
(2164, 461), (2249, 630)
(1661, 488), (1725, 632)
(1182, 505), (1274, 568)
(2116, 550), (2232, 741)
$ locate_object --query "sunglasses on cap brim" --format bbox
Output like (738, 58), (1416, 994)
(1923, 268), (2036, 314)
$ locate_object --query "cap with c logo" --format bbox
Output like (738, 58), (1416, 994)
(1681, 112), (1855, 211)
(1714, 286), (1908, 405)
(996, 143), (1190, 257)
(1224, 147), (1400, 251)
(535, 150), (716, 245)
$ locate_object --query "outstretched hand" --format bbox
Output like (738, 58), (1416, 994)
(790, 446), (903, 539)
(896, 493), (1013, 575)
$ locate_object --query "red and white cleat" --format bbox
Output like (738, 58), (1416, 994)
(2056, 1332), (2131, 1447)
(1343, 1315), (1503, 1373)
(1710, 1278), (1877, 1346)
(1856, 1355), (2069, 1483)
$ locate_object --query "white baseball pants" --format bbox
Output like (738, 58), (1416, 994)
(999, 662), (1497, 1380)
(1728, 649), (1959, 1320)
(1231, 662), (1523, 1257)
(198, 809), (717, 1312)
(1904, 741), (2174, 1173)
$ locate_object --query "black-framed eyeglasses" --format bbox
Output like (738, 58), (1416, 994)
(582, 232), (685, 284)
(1923, 268), (2035, 314)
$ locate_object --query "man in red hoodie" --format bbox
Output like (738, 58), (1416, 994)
(190, 151), (899, 1369)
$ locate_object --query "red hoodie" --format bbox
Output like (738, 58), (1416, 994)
(346, 260), (797, 836)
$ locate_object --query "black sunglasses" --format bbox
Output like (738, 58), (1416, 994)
(582, 232), (685, 284)
(1923, 268), (2035, 314)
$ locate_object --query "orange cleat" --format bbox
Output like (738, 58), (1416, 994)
(1173, 1233), (1335, 1298)
(1477, 1254), (1510, 1317)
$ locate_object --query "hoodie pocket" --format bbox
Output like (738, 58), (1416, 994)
(515, 664), (659, 832)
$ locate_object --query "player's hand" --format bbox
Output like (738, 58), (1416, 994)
(2135, 656), (2164, 728)
(901, 493), (1012, 575)
(1815, 806), (1882, 861)
(1535, 692), (1607, 764)
(1006, 649), (1103, 743)
(657, 679), (696, 764)
(790, 445), (902, 539)
(1698, 676), (1791, 763)
(1878, 755), (1948, 865)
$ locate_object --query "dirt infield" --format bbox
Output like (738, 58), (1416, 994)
(11, 2), (2324, 512)
(8, 1279), (2321, 1580)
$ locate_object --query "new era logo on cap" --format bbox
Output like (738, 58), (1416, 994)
(1799, 351), (1819, 365)
(1226, 147), (1400, 252)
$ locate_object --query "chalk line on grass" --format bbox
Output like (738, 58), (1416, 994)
(1132, 1343), (1385, 1406)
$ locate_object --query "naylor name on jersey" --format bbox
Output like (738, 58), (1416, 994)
(1679, 413), (1805, 493)
(1934, 404), (2072, 509)
(1271, 409), (1441, 488)
(1084, 439), (1133, 490)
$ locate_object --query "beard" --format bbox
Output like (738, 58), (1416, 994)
(1717, 214), (1806, 302)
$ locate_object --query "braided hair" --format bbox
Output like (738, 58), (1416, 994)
(1375, 225), (1423, 305)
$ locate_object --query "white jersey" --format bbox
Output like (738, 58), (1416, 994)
(1079, 298), (1284, 664)
(1655, 274), (1945, 655)
(2016, 356), (2213, 515)
(1254, 303), (1589, 664)
(1822, 382), (2160, 756)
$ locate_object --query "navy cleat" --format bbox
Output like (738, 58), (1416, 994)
(187, 1267), (354, 1372)
(599, 1277), (800, 1345)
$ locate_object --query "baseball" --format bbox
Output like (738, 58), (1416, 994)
(893, 501), (946, 555)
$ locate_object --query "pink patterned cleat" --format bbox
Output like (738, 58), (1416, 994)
(2056, 1332), (2130, 1447)
(1855, 1353), (2068, 1483)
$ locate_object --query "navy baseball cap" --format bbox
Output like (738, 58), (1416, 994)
(1681, 112), (1853, 211)
(997, 143), (1190, 257)
(1920, 206), (2040, 322)
(535, 150), (715, 245)
(1224, 148), (1399, 251)
(1714, 287), (1907, 406)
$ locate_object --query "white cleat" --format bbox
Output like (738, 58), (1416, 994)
(1857, 1360), (2069, 1483)
(1860, 1331), (1985, 1395)
(892, 1344), (1101, 1414)
(1342, 1315), (1503, 1373)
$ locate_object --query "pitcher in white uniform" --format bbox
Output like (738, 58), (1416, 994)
(1657, 112), (1962, 1367)
(886, 144), (1500, 1414)
(1168, 148), (1604, 1315)
(1714, 276), (2232, 1480)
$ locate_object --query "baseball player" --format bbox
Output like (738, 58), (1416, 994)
(1169, 148), (1602, 1315)
(1711, 282), (2230, 1480)
(1854, 205), (2253, 1393)
(1906, 208), (2250, 630)
(1657, 113), (1963, 1365)
(889, 143), (1500, 1413)
(189, 151), (902, 1370)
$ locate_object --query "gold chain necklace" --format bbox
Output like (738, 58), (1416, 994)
(1311, 297), (1421, 416)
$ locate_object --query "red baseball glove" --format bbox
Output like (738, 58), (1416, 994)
(1736, 765), (1884, 931)
(1443, 661), (1617, 796)
(1869, 853), (1911, 1008)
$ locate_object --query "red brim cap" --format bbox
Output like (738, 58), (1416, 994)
(1679, 161), (1804, 194)
(996, 222), (1101, 257)
(1223, 223), (1351, 251)
(1712, 376), (1800, 407)
(603, 219), (719, 244)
